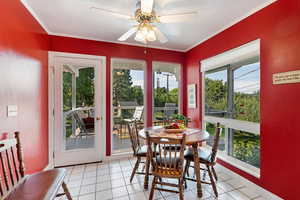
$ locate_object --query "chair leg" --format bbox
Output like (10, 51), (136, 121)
(179, 178), (184, 200)
(62, 181), (73, 200)
(207, 165), (218, 197)
(212, 165), (218, 181)
(183, 160), (190, 189)
(149, 176), (157, 200)
(130, 157), (141, 182)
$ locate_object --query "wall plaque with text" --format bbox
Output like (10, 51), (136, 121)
(273, 70), (300, 85)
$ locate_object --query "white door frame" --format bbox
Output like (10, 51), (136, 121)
(48, 51), (106, 167)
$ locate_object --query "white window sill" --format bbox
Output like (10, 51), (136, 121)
(202, 146), (260, 178)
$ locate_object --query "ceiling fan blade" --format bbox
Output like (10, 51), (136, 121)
(118, 27), (138, 41)
(141, 0), (154, 14)
(153, 27), (168, 43)
(158, 11), (198, 23)
(156, 0), (181, 8)
(90, 6), (133, 20)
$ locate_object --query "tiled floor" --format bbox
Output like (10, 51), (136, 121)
(66, 134), (131, 152)
(56, 157), (269, 200)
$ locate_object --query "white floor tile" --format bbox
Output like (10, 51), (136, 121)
(69, 187), (80, 197)
(78, 193), (95, 200)
(217, 181), (235, 193)
(84, 171), (97, 178)
(96, 189), (113, 200)
(97, 174), (111, 183)
(226, 179), (246, 189)
(67, 180), (82, 188)
(214, 193), (236, 200)
(111, 179), (126, 188)
(80, 184), (96, 195)
(239, 187), (261, 199)
(227, 190), (251, 200)
(115, 195), (130, 200)
(110, 172), (123, 180)
(130, 192), (147, 200)
(82, 177), (96, 186)
(112, 186), (129, 198)
(96, 181), (112, 191)
(126, 183), (143, 194)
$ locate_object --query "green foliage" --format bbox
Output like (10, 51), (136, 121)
(234, 92), (260, 123)
(63, 67), (95, 111)
(205, 78), (227, 111)
(63, 72), (72, 111)
(154, 87), (178, 107)
(172, 114), (187, 120)
(205, 77), (260, 123)
(131, 86), (144, 105)
(233, 130), (260, 168)
(113, 69), (133, 106)
(76, 68), (95, 107)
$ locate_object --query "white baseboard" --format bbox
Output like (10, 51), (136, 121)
(103, 152), (133, 162)
(43, 163), (54, 171)
(218, 164), (283, 200)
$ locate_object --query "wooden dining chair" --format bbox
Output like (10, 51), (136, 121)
(146, 132), (186, 200)
(183, 123), (221, 197)
(0, 132), (72, 200)
(128, 121), (148, 182)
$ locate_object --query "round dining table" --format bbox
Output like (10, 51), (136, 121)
(138, 126), (210, 198)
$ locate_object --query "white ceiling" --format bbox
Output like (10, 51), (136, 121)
(21, 0), (276, 52)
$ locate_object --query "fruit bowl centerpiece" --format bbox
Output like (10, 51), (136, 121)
(164, 122), (186, 133)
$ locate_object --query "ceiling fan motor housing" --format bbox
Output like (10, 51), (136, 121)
(135, 9), (157, 24)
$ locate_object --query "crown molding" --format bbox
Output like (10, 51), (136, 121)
(48, 32), (186, 52)
(20, 0), (50, 34)
(184, 0), (278, 52)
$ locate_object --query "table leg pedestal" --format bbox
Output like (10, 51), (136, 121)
(192, 144), (203, 198)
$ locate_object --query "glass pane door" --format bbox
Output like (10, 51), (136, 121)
(63, 66), (95, 150)
(53, 54), (104, 167)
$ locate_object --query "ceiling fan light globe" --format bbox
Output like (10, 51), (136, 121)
(146, 30), (156, 41)
(141, 26), (149, 36)
(135, 30), (146, 43)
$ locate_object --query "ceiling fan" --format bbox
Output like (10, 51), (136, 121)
(91, 0), (199, 44)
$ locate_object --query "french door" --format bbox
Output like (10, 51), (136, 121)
(50, 52), (105, 167)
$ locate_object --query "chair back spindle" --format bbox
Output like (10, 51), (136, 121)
(0, 132), (25, 198)
(146, 132), (186, 178)
(127, 122), (140, 156)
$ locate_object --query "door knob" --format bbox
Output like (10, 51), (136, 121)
(96, 117), (101, 121)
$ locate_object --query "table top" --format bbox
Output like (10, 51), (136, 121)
(138, 126), (210, 145)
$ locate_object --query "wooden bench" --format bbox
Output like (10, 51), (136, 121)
(0, 132), (72, 200)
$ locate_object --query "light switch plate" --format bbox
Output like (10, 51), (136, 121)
(7, 105), (18, 117)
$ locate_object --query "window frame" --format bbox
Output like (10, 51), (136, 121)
(201, 40), (261, 177)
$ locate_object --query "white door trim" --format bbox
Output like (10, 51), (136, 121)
(48, 51), (106, 167)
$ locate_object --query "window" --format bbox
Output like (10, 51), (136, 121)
(202, 40), (260, 174)
(152, 62), (181, 124)
(111, 59), (146, 153)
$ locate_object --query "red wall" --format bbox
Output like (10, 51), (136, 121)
(2, 1), (298, 198)
(0, 1), (50, 173)
(185, 0), (300, 199)
(50, 36), (186, 156)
